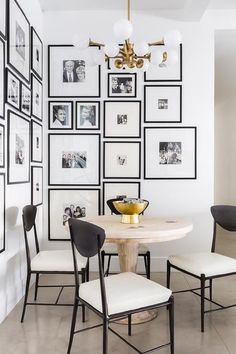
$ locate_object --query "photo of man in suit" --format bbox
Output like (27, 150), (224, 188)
(63, 60), (76, 82)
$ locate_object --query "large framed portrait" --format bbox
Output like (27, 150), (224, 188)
(103, 141), (141, 179)
(108, 73), (136, 98)
(48, 45), (101, 98)
(0, 173), (5, 253)
(31, 73), (43, 121)
(31, 120), (42, 163)
(104, 100), (141, 138)
(49, 101), (73, 130)
(7, 110), (30, 184)
(49, 133), (101, 186)
(31, 27), (43, 80)
(144, 127), (197, 179)
(76, 101), (100, 130)
(6, 68), (20, 110)
(144, 85), (182, 123)
(20, 82), (31, 117)
(31, 166), (43, 206)
(0, 38), (5, 119)
(7, 0), (30, 82)
(0, 123), (5, 167)
(0, 0), (7, 39)
(103, 182), (140, 215)
(144, 44), (182, 82)
(48, 188), (101, 241)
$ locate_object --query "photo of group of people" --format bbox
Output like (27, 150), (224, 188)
(62, 151), (87, 168)
(7, 72), (20, 108)
(117, 155), (127, 166)
(21, 85), (31, 115)
(63, 60), (86, 83)
(15, 133), (25, 165)
(111, 76), (133, 94)
(159, 142), (182, 165)
(117, 114), (127, 125)
(62, 204), (86, 226)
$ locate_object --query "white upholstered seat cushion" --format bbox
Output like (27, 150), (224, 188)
(79, 272), (171, 315)
(102, 243), (149, 254)
(169, 252), (236, 277)
(31, 250), (87, 272)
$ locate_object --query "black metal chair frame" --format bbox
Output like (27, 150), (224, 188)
(68, 218), (174, 354)
(167, 205), (236, 332)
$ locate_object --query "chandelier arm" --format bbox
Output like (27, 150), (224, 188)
(89, 39), (105, 47)
(148, 39), (164, 46)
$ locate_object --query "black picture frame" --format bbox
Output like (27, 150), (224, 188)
(0, 37), (5, 120)
(20, 81), (31, 117)
(0, 123), (5, 167)
(48, 101), (73, 130)
(31, 119), (43, 163)
(31, 26), (43, 80)
(31, 72), (43, 121)
(0, 172), (5, 254)
(5, 68), (21, 111)
(31, 166), (43, 206)
(76, 101), (100, 130)
(108, 72), (137, 98)
(0, 0), (7, 40)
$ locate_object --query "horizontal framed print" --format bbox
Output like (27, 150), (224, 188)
(104, 141), (141, 179)
(31, 120), (42, 163)
(49, 101), (73, 130)
(0, 123), (5, 167)
(48, 188), (101, 241)
(31, 166), (43, 206)
(144, 85), (182, 123)
(31, 27), (43, 80)
(104, 100), (141, 138)
(20, 82), (31, 117)
(7, 110), (30, 184)
(0, 0), (6, 39)
(144, 44), (182, 82)
(31, 73), (43, 121)
(49, 133), (101, 186)
(48, 45), (101, 98)
(7, 0), (30, 82)
(144, 127), (197, 179)
(0, 37), (5, 119)
(0, 173), (5, 253)
(6, 68), (20, 110)
(108, 73), (136, 98)
(76, 101), (100, 130)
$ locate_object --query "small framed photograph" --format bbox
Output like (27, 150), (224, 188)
(108, 73), (136, 98)
(0, 173), (5, 253)
(144, 127), (197, 179)
(6, 69), (20, 110)
(0, 123), (5, 167)
(0, 0), (7, 39)
(0, 38), (5, 119)
(20, 82), (31, 117)
(31, 73), (43, 121)
(7, 0), (30, 82)
(49, 101), (73, 130)
(48, 188), (101, 240)
(104, 100), (141, 138)
(7, 110), (30, 184)
(76, 101), (100, 130)
(49, 133), (101, 186)
(31, 166), (43, 206)
(144, 85), (182, 123)
(104, 141), (141, 179)
(31, 27), (43, 80)
(31, 120), (42, 163)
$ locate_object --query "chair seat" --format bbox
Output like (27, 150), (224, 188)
(169, 252), (236, 277)
(102, 243), (149, 254)
(31, 250), (87, 272)
(79, 272), (171, 315)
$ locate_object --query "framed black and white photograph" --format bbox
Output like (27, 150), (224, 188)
(104, 100), (141, 138)
(31, 27), (43, 80)
(31, 120), (42, 163)
(48, 45), (101, 98)
(0, 0), (7, 39)
(76, 101), (100, 130)
(31, 73), (42, 121)
(0, 123), (5, 167)
(20, 82), (31, 116)
(49, 133), (100, 186)
(6, 69), (20, 110)
(144, 127), (197, 179)
(7, 110), (30, 184)
(0, 173), (5, 253)
(0, 37), (5, 119)
(144, 44), (182, 82)
(104, 141), (141, 179)
(48, 188), (101, 240)
(144, 85), (182, 123)
(49, 101), (73, 130)
(31, 166), (43, 206)
(108, 73), (136, 98)
(7, 0), (30, 82)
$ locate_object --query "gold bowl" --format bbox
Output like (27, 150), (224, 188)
(113, 200), (149, 224)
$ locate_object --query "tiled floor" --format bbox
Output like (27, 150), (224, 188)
(1, 272), (236, 353)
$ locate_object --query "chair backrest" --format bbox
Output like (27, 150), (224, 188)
(22, 205), (39, 269)
(107, 198), (149, 215)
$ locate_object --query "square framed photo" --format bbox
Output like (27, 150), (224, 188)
(48, 188), (101, 240)
(31, 73), (43, 121)
(6, 68), (20, 110)
(49, 101), (73, 130)
(31, 120), (42, 163)
(144, 127), (197, 179)
(7, 0), (30, 82)
(31, 27), (43, 80)
(76, 101), (100, 130)
(7, 110), (30, 184)
(144, 44), (182, 82)
(144, 85), (182, 123)
(48, 45), (101, 98)
(104, 100), (141, 138)
(31, 166), (43, 206)
(0, 38), (5, 119)
(0, 0), (7, 39)
(103, 141), (141, 179)
(49, 133), (101, 186)
(0, 123), (5, 167)
(108, 73), (136, 98)
(0, 173), (5, 253)
(20, 82), (31, 117)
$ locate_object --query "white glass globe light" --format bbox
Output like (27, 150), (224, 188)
(113, 19), (133, 41)
(92, 50), (105, 65)
(166, 49), (178, 65)
(72, 34), (89, 49)
(104, 42), (120, 57)
(134, 41), (150, 56)
(150, 49), (163, 65)
(164, 30), (182, 48)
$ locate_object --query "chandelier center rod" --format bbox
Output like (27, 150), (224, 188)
(128, 0), (131, 21)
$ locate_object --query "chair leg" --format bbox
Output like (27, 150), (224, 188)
(103, 318), (109, 354)
(101, 250), (105, 275)
(86, 259), (90, 282)
(200, 274), (206, 333)
(209, 279), (213, 301)
(21, 273), (31, 323)
(81, 270), (86, 323)
(147, 251), (151, 279)
(169, 296), (175, 354)
(34, 273), (39, 301)
(167, 260), (171, 289)
(105, 256), (111, 277)
(128, 314), (132, 336)
(67, 296), (79, 354)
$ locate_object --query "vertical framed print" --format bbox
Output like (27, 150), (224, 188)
(31, 166), (43, 206)
(0, 173), (5, 253)
(0, 0), (7, 39)
(6, 68), (20, 110)
(0, 37), (5, 119)
(49, 101), (73, 130)
(108, 73), (136, 98)
(20, 82), (31, 117)
(76, 101), (100, 130)
(31, 73), (43, 121)
(7, 0), (30, 82)
(0, 123), (5, 167)
(31, 27), (43, 80)
(31, 120), (42, 163)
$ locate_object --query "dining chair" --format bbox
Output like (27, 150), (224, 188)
(101, 198), (151, 278)
(167, 205), (236, 332)
(21, 205), (88, 322)
(67, 217), (174, 354)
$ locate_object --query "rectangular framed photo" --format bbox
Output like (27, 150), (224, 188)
(31, 73), (43, 121)
(0, 37), (5, 119)
(0, 123), (5, 167)
(0, 0), (7, 39)
(108, 73), (136, 98)
(31, 166), (43, 206)
(103, 181), (140, 215)
(144, 44), (182, 82)
(49, 133), (101, 186)
(49, 101), (73, 130)
(104, 100), (141, 138)
(6, 68), (20, 110)
(7, 0), (30, 82)
(48, 45), (101, 98)
(20, 82), (31, 117)
(103, 141), (141, 179)
(76, 101), (100, 130)
(31, 120), (42, 163)
(0, 173), (5, 253)
(48, 188), (101, 241)
(7, 110), (30, 184)
(31, 27), (43, 80)
(144, 85), (182, 123)
(144, 127), (197, 179)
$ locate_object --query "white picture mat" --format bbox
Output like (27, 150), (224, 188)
(32, 76), (42, 120)
(49, 102), (72, 129)
(0, 0), (6, 37)
(0, 41), (4, 117)
(32, 167), (43, 205)
(0, 174), (4, 251)
(32, 29), (42, 78)
(32, 121), (42, 162)
(104, 183), (140, 215)
(76, 102), (99, 129)
(0, 125), (3, 166)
